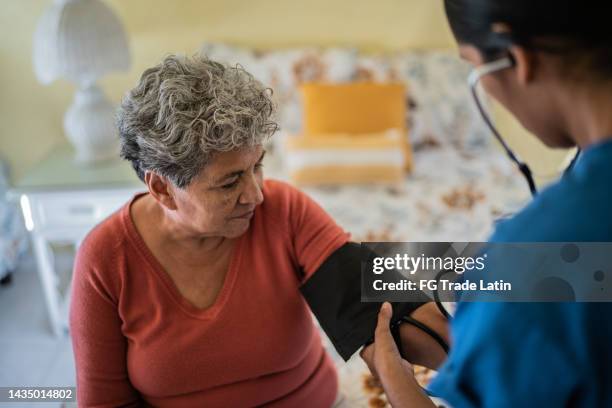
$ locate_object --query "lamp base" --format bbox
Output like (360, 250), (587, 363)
(64, 84), (119, 164)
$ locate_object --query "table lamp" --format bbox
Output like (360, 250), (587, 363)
(33, 0), (131, 164)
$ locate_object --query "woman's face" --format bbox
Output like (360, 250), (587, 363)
(459, 44), (576, 148)
(168, 145), (265, 239)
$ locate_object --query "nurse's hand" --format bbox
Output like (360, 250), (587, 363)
(360, 302), (412, 379)
(360, 302), (436, 408)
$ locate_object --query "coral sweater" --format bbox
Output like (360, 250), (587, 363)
(70, 179), (349, 407)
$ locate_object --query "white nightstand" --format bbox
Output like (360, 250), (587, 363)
(8, 144), (143, 336)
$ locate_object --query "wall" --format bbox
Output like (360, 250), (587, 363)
(0, 0), (568, 184)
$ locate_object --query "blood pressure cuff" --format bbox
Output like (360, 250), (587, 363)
(300, 242), (431, 361)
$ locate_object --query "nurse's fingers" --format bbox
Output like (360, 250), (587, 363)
(375, 302), (396, 350)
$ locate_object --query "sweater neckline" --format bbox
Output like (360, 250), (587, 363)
(120, 193), (245, 320)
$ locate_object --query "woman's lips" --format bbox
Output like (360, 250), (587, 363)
(232, 210), (255, 219)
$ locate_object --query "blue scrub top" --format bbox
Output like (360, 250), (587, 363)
(428, 140), (612, 407)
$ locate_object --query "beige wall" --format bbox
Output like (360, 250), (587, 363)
(0, 0), (567, 184)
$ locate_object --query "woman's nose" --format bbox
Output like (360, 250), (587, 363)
(239, 174), (264, 206)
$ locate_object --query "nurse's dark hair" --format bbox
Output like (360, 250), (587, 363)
(444, 0), (612, 80)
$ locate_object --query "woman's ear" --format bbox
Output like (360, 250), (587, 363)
(508, 45), (536, 86)
(144, 171), (178, 210)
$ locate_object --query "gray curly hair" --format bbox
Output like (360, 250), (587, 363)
(117, 54), (278, 188)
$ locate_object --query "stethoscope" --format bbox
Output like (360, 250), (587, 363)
(468, 56), (581, 198)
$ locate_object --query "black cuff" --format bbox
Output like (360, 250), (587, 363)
(300, 242), (431, 361)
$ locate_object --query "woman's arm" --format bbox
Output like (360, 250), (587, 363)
(70, 245), (142, 407)
(285, 182), (450, 364)
(301, 241), (449, 363)
(398, 302), (450, 370)
(300, 242), (434, 361)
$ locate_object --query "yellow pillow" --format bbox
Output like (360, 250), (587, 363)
(284, 129), (406, 186)
(300, 82), (412, 170)
(301, 82), (407, 134)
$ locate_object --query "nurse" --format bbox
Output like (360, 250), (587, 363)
(360, 0), (612, 406)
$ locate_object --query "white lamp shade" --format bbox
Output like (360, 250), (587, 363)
(33, 0), (130, 85)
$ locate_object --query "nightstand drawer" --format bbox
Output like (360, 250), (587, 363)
(30, 190), (138, 231)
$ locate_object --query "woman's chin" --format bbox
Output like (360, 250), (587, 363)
(224, 218), (252, 238)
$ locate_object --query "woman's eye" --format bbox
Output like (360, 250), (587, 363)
(221, 180), (239, 190)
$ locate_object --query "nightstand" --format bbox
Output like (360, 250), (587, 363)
(7, 144), (143, 336)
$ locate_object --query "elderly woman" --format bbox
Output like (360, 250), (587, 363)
(69, 54), (353, 407)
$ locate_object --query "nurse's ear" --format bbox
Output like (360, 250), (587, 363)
(508, 45), (537, 86)
(491, 23), (537, 86)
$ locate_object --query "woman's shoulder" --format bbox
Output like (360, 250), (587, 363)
(261, 179), (304, 214)
(261, 178), (329, 221)
(262, 178), (301, 199)
(77, 200), (131, 265)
